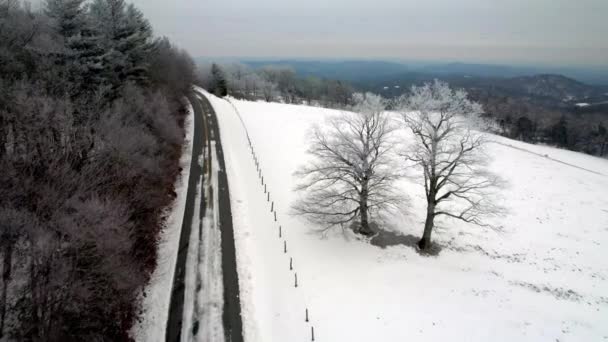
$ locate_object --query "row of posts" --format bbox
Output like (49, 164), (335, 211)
(236, 103), (316, 341)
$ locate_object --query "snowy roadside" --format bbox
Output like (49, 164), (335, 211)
(131, 100), (195, 341)
(198, 87), (313, 342)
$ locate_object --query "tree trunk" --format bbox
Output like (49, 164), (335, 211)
(358, 179), (372, 236)
(419, 202), (435, 250)
(0, 244), (13, 338)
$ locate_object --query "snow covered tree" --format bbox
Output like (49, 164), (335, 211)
(89, 0), (125, 39)
(117, 4), (152, 83)
(44, 0), (96, 96)
(294, 93), (403, 235)
(398, 80), (503, 251)
(210, 63), (228, 97)
(44, 0), (86, 37)
(88, 0), (152, 93)
(260, 78), (278, 102)
(0, 1), (194, 339)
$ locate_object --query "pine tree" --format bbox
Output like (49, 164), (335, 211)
(118, 4), (152, 84)
(89, 0), (152, 95)
(44, 0), (86, 37)
(551, 116), (569, 147)
(211, 63), (228, 97)
(89, 0), (127, 95)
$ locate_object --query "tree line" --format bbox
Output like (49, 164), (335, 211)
(471, 90), (608, 157)
(199, 62), (354, 108)
(203, 63), (608, 159)
(294, 81), (504, 252)
(0, 0), (194, 340)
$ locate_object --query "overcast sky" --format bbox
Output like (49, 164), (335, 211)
(127, 0), (606, 66)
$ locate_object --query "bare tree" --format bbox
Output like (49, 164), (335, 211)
(260, 79), (278, 102)
(293, 93), (403, 235)
(398, 80), (503, 250)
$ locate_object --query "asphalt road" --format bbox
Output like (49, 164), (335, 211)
(165, 94), (204, 342)
(198, 93), (244, 342)
(165, 92), (243, 342)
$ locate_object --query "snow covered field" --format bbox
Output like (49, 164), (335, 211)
(206, 93), (608, 342)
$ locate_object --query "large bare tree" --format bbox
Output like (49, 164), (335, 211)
(293, 93), (403, 235)
(398, 80), (502, 250)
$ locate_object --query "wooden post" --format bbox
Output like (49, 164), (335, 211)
(274, 211), (277, 221)
(289, 257), (293, 270)
(311, 326), (315, 341)
(294, 272), (298, 287)
(270, 201), (274, 212)
(305, 308), (309, 322)
(261, 175), (264, 185)
(279, 226), (282, 238)
(283, 240), (287, 253)
(267, 192), (270, 202)
(264, 184), (266, 193)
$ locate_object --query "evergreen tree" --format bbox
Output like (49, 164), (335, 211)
(44, 0), (86, 37)
(594, 122), (607, 156)
(551, 116), (569, 147)
(44, 0), (106, 98)
(515, 116), (534, 141)
(118, 4), (152, 84)
(89, 0), (127, 95)
(211, 63), (228, 97)
(88, 0), (152, 96)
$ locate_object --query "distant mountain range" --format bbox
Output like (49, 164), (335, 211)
(196, 58), (608, 114)
(235, 59), (608, 86)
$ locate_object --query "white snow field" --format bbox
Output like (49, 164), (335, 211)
(203, 90), (608, 342)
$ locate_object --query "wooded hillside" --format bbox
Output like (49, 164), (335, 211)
(0, 0), (194, 340)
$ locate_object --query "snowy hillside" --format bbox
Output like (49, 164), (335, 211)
(202, 90), (608, 342)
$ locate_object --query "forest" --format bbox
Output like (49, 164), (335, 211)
(0, 0), (194, 340)
(198, 62), (355, 109)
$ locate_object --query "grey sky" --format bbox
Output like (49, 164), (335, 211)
(132, 0), (607, 66)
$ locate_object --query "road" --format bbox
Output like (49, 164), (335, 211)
(165, 91), (243, 342)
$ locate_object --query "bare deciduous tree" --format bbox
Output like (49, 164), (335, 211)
(398, 80), (503, 250)
(293, 93), (403, 235)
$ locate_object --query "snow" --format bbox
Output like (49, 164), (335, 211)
(131, 100), (195, 342)
(576, 102), (591, 107)
(193, 142), (225, 342)
(182, 94), (225, 342)
(203, 93), (608, 341)
(181, 144), (224, 342)
(181, 172), (201, 341)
